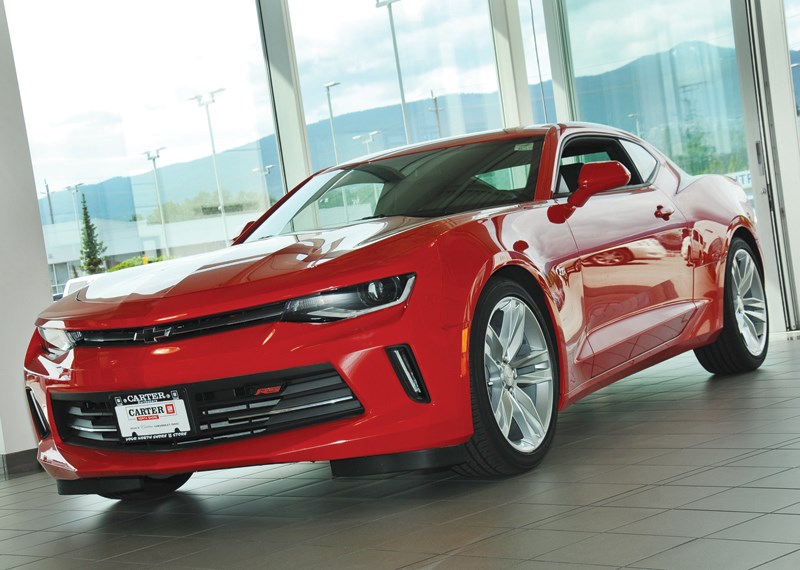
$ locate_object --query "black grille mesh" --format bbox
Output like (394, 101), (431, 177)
(50, 364), (362, 450)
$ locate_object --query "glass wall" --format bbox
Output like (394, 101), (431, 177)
(786, 0), (800, 125)
(562, 0), (752, 194)
(5, 0), (283, 296)
(518, 0), (555, 123)
(288, 0), (504, 171)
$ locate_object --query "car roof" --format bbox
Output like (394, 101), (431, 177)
(329, 122), (632, 172)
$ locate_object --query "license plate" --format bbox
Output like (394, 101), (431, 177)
(113, 389), (191, 442)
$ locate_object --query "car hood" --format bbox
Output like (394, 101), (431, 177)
(39, 215), (446, 329)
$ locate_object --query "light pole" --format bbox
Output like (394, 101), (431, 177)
(189, 88), (229, 241)
(325, 81), (341, 164)
(143, 147), (170, 258)
(44, 179), (55, 224)
(376, 0), (411, 144)
(627, 113), (641, 137)
(353, 130), (382, 154)
(67, 183), (84, 258)
(252, 164), (274, 209)
(429, 90), (444, 138)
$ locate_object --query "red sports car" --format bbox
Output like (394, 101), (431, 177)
(24, 124), (768, 499)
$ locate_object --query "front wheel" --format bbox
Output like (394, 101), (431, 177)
(695, 237), (768, 374)
(455, 278), (559, 477)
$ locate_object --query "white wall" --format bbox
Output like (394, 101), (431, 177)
(0, 0), (54, 455)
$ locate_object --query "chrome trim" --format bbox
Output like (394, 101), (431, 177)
(269, 395), (354, 415)
(68, 423), (117, 433)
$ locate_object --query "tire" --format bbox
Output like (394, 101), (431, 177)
(455, 278), (559, 477)
(99, 472), (193, 500)
(695, 237), (768, 374)
(588, 248), (633, 266)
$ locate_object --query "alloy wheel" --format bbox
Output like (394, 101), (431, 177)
(731, 248), (767, 356)
(483, 297), (554, 453)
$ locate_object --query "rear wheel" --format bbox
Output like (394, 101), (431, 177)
(456, 278), (559, 477)
(695, 237), (768, 374)
(99, 472), (193, 500)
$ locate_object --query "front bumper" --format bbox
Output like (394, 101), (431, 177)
(25, 300), (473, 481)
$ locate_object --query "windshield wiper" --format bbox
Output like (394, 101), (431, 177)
(355, 214), (391, 221)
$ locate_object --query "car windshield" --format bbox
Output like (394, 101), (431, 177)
(245, 136), (545, 240)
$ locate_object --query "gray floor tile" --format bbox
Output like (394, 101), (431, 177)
(753, 549), (800, 569)
(510, 562), (622, 570)
(630, 538), (798, 569)
(521, 483), (644, 506)
(534, 533), (689, 566)
(603, 485), (723, 509)
(667, 466), (785, 487)
(682, 487), (800, 513)
(377, 522), (507, 554)
(455, 503), (576, 528)
(637, 448), (749, 466)
(534, 506), (662, 532)
(709, 513), (800, 543)
(458, 529), (594, 560)
(742, 466), (800, 489)
(582, 465), (698, 485)
(404, 554), (519, 569)
(0, 556), (42, 570)
(726, 449), (800, 468)
(611, 509), (759, 538)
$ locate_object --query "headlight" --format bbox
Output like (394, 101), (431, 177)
(38, 327), (82, 352)
(284, 274), (415, 322)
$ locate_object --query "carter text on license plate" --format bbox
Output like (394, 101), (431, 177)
(113, 390), (191, 441)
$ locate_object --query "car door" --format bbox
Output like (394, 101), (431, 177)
(559, 136), (694, 377)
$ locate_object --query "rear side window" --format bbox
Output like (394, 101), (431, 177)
(621, 140), (658, 182)
(556, 136), (639, 194)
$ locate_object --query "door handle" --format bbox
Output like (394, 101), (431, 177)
(655, 205), (674, 220)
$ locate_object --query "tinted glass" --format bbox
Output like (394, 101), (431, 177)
(621, 140), (658, 181)
(247, 137), (545, 239)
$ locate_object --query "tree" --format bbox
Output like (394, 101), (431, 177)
(79, 193), (107, 274)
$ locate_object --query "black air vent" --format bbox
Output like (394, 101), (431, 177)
(50, 364), (362, 450)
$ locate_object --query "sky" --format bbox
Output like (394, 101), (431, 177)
(6, 0), (274, 192)
(5, 0), (771, 200)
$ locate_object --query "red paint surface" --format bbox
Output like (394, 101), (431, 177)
(24, 124), (761, 480)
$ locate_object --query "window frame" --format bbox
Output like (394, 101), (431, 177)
(552, 133), (660, 198)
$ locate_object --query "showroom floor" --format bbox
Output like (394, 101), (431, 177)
(2, 338), (800, 569)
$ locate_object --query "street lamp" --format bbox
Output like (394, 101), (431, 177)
(324, 81), (341, 164)
(376, 0), (411, 144)
(67, 183), (84, 257)
(252, 164), (274, 208)
(189, 88), (229, 241)
(429, 90), (444, 138)
(143, 147), (170, 258)
(43, 179), (55, 224)
(627, 113), (641, 137)
(353, 130), (382, 154)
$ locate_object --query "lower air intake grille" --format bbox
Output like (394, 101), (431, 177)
(50, 364), (362, 450)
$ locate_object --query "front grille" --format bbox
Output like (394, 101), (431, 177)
(76, 301), (286, 346)
(50, 364), (363, 450)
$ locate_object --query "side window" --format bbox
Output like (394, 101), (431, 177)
(620, 140), (658, 182)
(556, 137), (640, 194)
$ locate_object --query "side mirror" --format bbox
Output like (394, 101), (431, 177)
(567, 161), (631, 208)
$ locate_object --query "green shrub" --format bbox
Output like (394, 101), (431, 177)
(108, 255), (164, 273)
